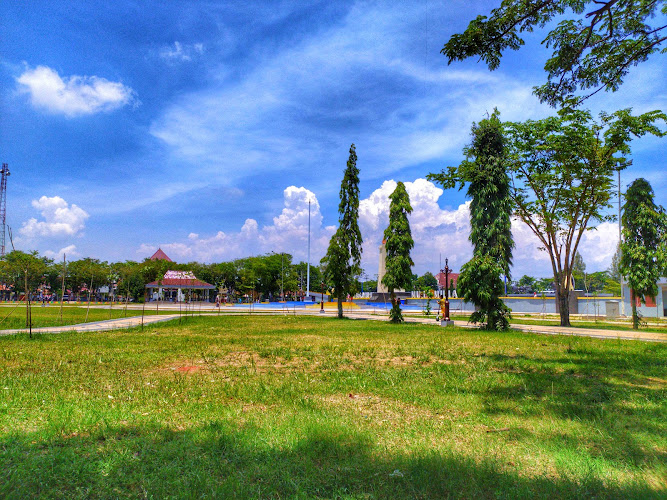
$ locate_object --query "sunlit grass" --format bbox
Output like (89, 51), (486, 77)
(0, 304), (176, 329)
(1, 316), (665, 498)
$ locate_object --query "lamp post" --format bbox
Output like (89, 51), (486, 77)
(320, 281), (325, 313)
(440, 258), (452, 322)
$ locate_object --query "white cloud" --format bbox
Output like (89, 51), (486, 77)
(16, 65), (135, 117)
(20, 196), (89, 238)
(135, 180), (619, 278)
(148, 4), (548, 184)
(159, 42), (204, 62)
(138, 186), (334, 263)
(43, 244), (79, 260)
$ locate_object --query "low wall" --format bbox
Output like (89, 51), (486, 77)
(402, 295), (623, 315)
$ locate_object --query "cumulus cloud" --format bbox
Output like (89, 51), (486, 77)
(159, 41), (204, 62)
(43, 244), (80, 260)
(359, 179), (472, 277)
(137, 180), (619, 277)
(138, 186), (334, 262)
(20, 196), (89, 238)
(16, 65), (136, 117)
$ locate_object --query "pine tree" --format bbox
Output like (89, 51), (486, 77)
(323, 144), (363, 318)
(428, 110), (514, 330)
(382, 182), (414, 323)
(620, 178), (667, 329)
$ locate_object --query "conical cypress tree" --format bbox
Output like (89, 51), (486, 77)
(382, 182), (414, 323)
(323, 144), (363, 318)
(621, 178), (667, 329)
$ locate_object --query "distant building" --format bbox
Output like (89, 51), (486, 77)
(146, 270), (215, 302)
(436, 271), (459, 297)
(622, 277), (667, 318)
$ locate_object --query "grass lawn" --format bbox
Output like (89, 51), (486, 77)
(507, 317), (667, 334)
(1, 316), (665, 498)
(0, 304), (177, 330)
(410, 311), (667, 335)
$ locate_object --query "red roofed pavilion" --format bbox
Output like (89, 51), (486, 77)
(150, 248), (173, 262)
(146, 270), (215, 302)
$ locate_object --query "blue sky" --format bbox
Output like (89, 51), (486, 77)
(2, 1), (666, 278)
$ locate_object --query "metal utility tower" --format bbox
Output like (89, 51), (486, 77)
(0, 164), (9, 257)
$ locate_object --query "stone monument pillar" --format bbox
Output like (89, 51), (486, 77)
(377, 240), (388, 293)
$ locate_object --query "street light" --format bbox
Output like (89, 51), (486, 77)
(320, 281), (325, 313)
(440, 258), (452, 322)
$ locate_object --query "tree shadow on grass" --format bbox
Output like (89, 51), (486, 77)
(477, 349), (666, 468)
(1, 420), (661, 499)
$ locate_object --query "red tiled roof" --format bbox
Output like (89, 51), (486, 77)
(150, 248), (173, 262)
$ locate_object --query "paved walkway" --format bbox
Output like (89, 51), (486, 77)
(2, 307), (665, 342)
(0, 314), (180, 336)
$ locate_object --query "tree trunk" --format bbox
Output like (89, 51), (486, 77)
(557, 286), (570, 327)
(25, 269), (32, 338)
(337, 293), (343, 319)
(631, 289), (639, 329)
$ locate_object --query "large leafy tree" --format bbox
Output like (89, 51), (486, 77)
(501, 107), (665, 326)
(382, 182), (414, 323)
(428, 111), (514, 330)
(443, 0), (667, 106)
(0, 250), (48, 330)
(620, 178), (667, 328)
(68, 258), (109, 300)
(323, 144), (363, 318)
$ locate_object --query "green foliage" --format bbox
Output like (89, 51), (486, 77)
(608, 243), (622, 282)
(429, 110), (514, 276)
(67, 258), (110, 298)
(382, 182), (414, 323)
(428, 111), (513, 329)
(322, 230), (353, 314)
(323, 144), (363, 318)
(414, 271), (438, 291)
(0, 250), (47, 295)
(620, 178), (667, 328)
(443, 0), (667, 106)
(503, 107), (664, 326)
(457, 255), (512, 330)
(514, 275), (537, 293)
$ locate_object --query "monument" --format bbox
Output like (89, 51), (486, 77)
(377, 239), (405, 294)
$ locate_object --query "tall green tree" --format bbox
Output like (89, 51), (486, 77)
(620, 178), (667, 329)
(382, 182), (414, 323)
(323, 144), (363, 318)
(442, 0), (667, 106)
(500, 107), (664, 326)
(572, 252), (587, 288)
(428, 110), (513, 330)
(0, 251), (48, 331)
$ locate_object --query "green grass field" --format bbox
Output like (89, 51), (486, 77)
(1, 316), (665, 498)
(0, 304), (177, 330)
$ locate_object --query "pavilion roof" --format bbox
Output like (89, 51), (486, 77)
(150, 248), (173, 262)
(146, 269), (215, 289)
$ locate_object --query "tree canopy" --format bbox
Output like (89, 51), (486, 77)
(504, 107), (664, 325)
(620, 178), (667, 328)
(428, 111), (513, 329)
(323, 144), (363, 318)
(443, 0), (667, 106)
(382, 181), (414, 323)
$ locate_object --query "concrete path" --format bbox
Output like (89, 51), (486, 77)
(2, 307), (665, 343)
(0, 314), (180, 336)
